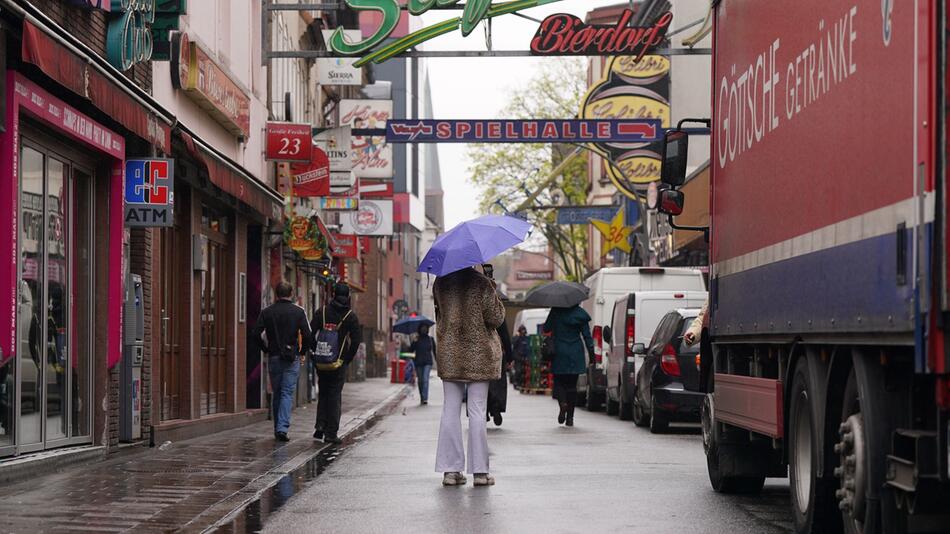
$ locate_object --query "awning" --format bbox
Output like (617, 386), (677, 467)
(178, 129), (284, 220)
(20, 21), (172, 152)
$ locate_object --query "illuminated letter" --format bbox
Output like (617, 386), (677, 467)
(329, 0), (400, 55)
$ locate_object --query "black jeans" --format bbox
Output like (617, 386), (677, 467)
(553, 374), (579, 409)
(315, 368), (346, 436)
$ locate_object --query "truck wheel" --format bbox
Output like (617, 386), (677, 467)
(703, 370), (765, 494)
(789, 357), (838, 533)
(619, 381), (633, 420)
(649, 395), (669, 434)
(632, 388), (650, 427)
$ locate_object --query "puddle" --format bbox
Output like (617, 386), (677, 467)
(210, 415), (383, 534)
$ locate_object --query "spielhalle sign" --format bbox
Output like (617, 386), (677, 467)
(386, 119), (661, 144)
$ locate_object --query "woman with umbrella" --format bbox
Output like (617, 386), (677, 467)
(526, 282), (595, 427)
(419, 215), (531, 487)
(408, 323), (436, 405)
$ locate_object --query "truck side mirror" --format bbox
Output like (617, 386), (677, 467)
(661, 130), (689, 187)
(632, 343), (646, 354)
(603, 325), (613, 345)
(657, 189), (685, 216)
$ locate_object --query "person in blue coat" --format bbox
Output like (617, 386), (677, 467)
(543, 305), (594, 427)
(409, 324), (436, 404)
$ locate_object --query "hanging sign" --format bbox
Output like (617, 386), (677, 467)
(332, 234), (360, 259)
(341, 199), (393, 236)
(591, 207), (632, 254)
(290, 147), (331, 197)
(314, 126), (353, 171)
(340, 100), (393, 178)
(320, 197), (359, 211)
(359, 180), (393, 199)
(329, 0), (560, 67)
(386, 119), (660, 144)
(285, 216), (318, 251)
(171, 31), (250, 138)
(124, 159), (174, 227)
(319, 30), (363, 85)
(530, 10), (672, 59)
(266, 122), (312, 162)
(106, 0), (155, 71)
(556, 205), (620, 226)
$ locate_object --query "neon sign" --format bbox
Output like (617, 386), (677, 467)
(331, 0), (564, 67)
(531, 10), (672, 60)
(106, 0), (156, 71)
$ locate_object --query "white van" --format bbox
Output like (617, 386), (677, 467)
(513, 308), (551, 336)
(579, 267), (706, 410)
(603, 290), (708, 419)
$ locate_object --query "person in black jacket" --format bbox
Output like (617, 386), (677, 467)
(251, 281), (312, 442)
(310, 283), (361, 444)
(487, 324), (514, 426)
(409, 324), (436, 405)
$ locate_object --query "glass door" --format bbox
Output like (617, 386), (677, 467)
(13, 139), (93, 455)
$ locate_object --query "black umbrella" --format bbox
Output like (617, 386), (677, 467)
(523, 281), (590, 308)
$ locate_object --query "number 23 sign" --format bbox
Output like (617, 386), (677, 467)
(266, 122), (312, 163)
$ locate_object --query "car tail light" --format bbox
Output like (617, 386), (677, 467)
(592, 326), (603, 364)
(660, 343), (681, 376)
(674, 293), (684, 298)
(625, 316), (635, 355)
(639, 268), (665, 274)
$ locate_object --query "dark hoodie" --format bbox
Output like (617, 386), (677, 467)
(311, 284), (362, 365)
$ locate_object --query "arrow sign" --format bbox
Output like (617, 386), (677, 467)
(386, 119), (662, 144)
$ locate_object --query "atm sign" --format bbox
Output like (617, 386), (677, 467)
(124, 159), (174, 227)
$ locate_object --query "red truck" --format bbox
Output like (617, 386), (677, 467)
(658, 1), (950, 533)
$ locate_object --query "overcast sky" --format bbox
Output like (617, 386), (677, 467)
(419, 0), (632, 229)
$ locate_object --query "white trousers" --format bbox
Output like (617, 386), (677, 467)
(436, 380), (490, 474)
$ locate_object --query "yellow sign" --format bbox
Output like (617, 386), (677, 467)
(581, 55), (671, 197)
(591, 207), (632, 255)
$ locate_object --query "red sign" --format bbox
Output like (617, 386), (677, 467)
(530, 10), (671, 60)
(290, 147), (330, 197)
(266, 122), (312, 162)
(332, 233), (360, 259)
(359, 180), (394, 198)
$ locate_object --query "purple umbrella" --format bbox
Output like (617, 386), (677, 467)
(418, 215), (532, 276)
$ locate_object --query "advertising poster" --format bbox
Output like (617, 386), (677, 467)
(340, 199), (393, 236)
(340, 99), (393, 178)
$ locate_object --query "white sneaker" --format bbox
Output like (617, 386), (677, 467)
(442, 472), (467, 486)
(473, 473), (495, 486)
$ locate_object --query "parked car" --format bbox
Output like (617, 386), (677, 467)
(632, 308), (704, 433)
(603, 291), (707, 420)
(579, 267), (705, 410)
(513, 308), (550, 336)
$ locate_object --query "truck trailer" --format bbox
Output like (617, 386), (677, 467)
(658, 1), (950, 532)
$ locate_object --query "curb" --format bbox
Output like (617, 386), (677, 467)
(195, 384), (411, 533)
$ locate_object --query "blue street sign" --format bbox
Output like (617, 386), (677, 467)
(386, 119), (662, 144)
(556, 205), (621, 225)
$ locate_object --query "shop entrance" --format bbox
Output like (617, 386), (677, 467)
(6, 135), (94, 455)
(199, 207), (230, 415)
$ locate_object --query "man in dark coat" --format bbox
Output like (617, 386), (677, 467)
(310, 283), (361, 444)
(511, 324), (529, 390)
(487, 324), (513, 426)
(252, 281), (312, 442)
(409, 324), (436, 404)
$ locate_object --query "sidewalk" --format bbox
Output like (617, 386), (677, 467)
(0, 378), (407, 534)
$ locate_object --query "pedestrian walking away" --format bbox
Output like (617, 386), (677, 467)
(488, 323), (514, 426)
(511, 324), (529, 390)
(543, 305), (594, 427)
(409, 324), (436, 404)
(311, 283), (361, 445)
(433, 264), (506, 487)
(251, 281), (312, 442)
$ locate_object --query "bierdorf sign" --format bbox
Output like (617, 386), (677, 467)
(124, 159), (174, 227)
(530, 9), (671, 59)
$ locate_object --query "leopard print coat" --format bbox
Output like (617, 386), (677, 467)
(432, 268), (505, 382)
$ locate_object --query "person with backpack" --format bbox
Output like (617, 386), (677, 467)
(310, 283), (361, 444)
(252, 281), (312, 442)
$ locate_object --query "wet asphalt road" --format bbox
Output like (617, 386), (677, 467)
(258, 377), (795, 534)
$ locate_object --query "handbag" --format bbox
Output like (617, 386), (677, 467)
(541, 333), (556, 362)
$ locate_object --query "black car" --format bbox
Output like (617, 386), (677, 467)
(632, 308), (704, 433)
